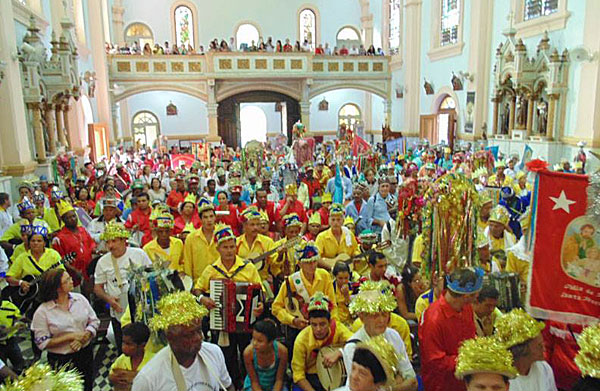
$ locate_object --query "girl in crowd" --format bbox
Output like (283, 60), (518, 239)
(75, 187), (96, 217)
(31, 268), (99, 391)
(396, 264), (426, 322)
(243, 319), (288, 391)
(215, 191), (241, 235)
(148, 177), (166, 203)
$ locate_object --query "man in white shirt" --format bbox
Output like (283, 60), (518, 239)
(494, 309), (558, 391)
(132, 291), (233, 391)
(87, 198), (123, 254)
(343, 281), (417, 391)
(94, 221), (152, 353)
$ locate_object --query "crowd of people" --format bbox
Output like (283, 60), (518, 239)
(105, 36), (385, 57)
(0, 133), (597, 391)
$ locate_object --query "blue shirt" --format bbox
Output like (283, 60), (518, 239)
(346, 200), (367, 232)
(360, 192), (391, 233)
(326, 176), (353, 201)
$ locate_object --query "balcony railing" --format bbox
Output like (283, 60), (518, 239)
(107, 52), (390, 80)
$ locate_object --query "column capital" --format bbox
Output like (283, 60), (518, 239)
(299, 101), (311, 112)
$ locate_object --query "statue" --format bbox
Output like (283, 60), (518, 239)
(451, 72), (463, 91)
(537, 99), (548, 135)
(500, 102), (510, 134)
(516, 94), (527, 128)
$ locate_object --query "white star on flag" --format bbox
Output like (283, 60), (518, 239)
(549, 190), (576, 213)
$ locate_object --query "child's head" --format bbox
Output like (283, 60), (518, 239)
(251, 319), (277, 352)
(581, 224), (596, 239)
(333, 262), (351, 286)
(122, 322), (150, 357)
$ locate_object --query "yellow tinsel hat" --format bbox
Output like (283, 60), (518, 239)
(149, 291), (208, 332)
(455, 336), (518, 380)
(285, 183), (298, 195)
(242, 206), (262, 221)
(515, 171), (526, 180)
(322, 193), (333, 203)
(283, 213), (303, 227)
(100, 220), (130, 241)
(56, 199), (75, 217)
(155, 211), (174, 229)
(344, 216), (355, 227)
(488, 205), (510, 227)
(214, 223), (236, 244)
(329, 203), (345, 216)
(309, 212), (322, 226)
(575, 324), (600, 379)
(472, 167), (488, 179)
(479, 191), (493, 206)
(349, 280), (397, 315)
(259, 210), (269, 222)
(179, 193), (197, 212)
(1, 361), (83, 391)
(197, 196), (215, 214)
(307, 291), (333, 313)
(495, 160), (507, 169)
(494, 308), (545, 349)
(354, 335), (401, 388)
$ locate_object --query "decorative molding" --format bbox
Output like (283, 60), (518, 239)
(510, 0), (570, 39)
(427, 42), (465, 62)
(12, 0), (48, 32)
(428, 0), (465, 61)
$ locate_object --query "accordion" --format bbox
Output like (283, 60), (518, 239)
(483, 272), (521, 311)
(209, 280), (262, 333)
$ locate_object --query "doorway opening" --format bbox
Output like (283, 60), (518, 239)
(132, 111), (160, 149)
(437, 95), (456, 149)
(240, 104), (268, 146)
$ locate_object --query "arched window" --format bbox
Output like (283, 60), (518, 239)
(236, 23), (260, 49)
(240, 105), (267, 146)
(299, 9), (316, 47)
(336, 26), (361, 49)
(174, 5), (195, 48)
(388, 0), (401, 54)
(338, 103), (362, 133)
(440, 0), (460, 46)
(132, 111), (160, 149)
(124, 22), (154, 48)
(439, 95), (456, 110)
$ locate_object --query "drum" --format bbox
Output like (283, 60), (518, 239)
(316, 345), (347, 391)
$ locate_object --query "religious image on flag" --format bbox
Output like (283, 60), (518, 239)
(352, 135), (371, 156)
(528, 169), (599, 324)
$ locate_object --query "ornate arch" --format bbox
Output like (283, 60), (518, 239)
(114, 84), (208, 103)
(124, 21), (154, 44)
(217, 82), (302, 102)
(309, 82), (388, 100)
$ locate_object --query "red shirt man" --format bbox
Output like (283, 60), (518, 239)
(543, 320), (582, 390)
(125, 193), (153, 245)
(252, 188), (278, 233)
(166, 176), (187, 217)
(419, 268), (481, 391)
(52, 205), (96, 286)
(276, 184), (307, 226)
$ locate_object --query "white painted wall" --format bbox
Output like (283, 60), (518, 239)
(244, 102), (283, 134)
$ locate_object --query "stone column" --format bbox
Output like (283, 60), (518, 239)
(206, 80), (220, 142)
(62, 104), (72, 149)
(300, 102), (311, 131)
(491, 98), (499, 135)
(526, 95), (534, 137)
(508, 96), (516, 135)
(111, 101), (120, 141)
(55, 104), (67, 147)
(28, 103), (47, 162)
(0, 0), (36, 176)
(404, 0), (423, 134)
(384, 99), (392, 126)
(111, 0), (125, 45)
(44, 103), (57, 155)
(547, 94), (557, 140)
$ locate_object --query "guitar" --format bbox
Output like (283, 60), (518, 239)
(2, 252), (77, 315)
(321, 241), (392, 270)
(284, 277), (305, 323)
(247, 236), (302, 271)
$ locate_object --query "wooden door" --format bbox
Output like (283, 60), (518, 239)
(447, 111), (456, 150)
(88, 123), (109, 162)
(420, 114), (437, 144)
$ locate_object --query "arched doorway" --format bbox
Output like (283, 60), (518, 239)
(217, 91), (300, 149)
(437, 95), (457, 149)
(132, 111), (160, 149)
(240, 105), (267, 146)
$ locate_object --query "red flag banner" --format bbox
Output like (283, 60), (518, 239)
(170, 154), (196, 170)
(528, 170), (599, 324)
(352, 135), (371, 157)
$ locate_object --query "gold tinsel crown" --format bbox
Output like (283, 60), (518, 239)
(56, 199), (75, 217)
(574, 324), (600, 379)
(489, 205), (510, 226)
(100, 220), (130, 241)
(494, 308), (545, 349)
(355, 335), (400, 387)
(1, 362), (83, 391)
(349, 280), (397, 315)
(455, 336), (518, 379)
(149, 291), (208, 332)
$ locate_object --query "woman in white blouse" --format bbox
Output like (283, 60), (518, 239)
(31, 268), (99, 391)
(147, 177), (166, 202)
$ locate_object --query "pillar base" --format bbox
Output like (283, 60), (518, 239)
(1, 161), (37, 177)
(35, 162), (54, 181)
(206, 134), (222, 143)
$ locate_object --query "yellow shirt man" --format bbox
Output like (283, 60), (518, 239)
(7, 248), (63, 279)
(183, 228), (219, 281)
(506, 250), (530, 286)
(415, 289), (438, 321)
(143, 237), (184, 271)
(315, 228), (359, 259)
(272, 268), (337, 325)
(270, 237), (298, 278)
(334, 284), (352, 327)
(0, 300), (21, 340)
(291, 320), (353, 383)
(351, 313), (413, 357)
(236, 233), (276, 279)
(0, 218), (48, 242)
(195, 255), (262, 293)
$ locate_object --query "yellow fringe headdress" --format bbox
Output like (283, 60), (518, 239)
(354, 335), (401, 388)
(574, 324), (600, 379)
(494, 308), (545, 349)
(100, 220), (130, 241)
(349, 280), (397, 315)
(149, 291), (208, 332)
(1, 362), (83, 391)
(455, 336), (518, 379)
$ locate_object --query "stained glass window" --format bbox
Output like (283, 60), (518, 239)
(524, 0), (558, 21)
(388, 0), (401, 55)
(175, 5), (194, 48)
(339, 104), (361, 133)
(299, 9), (316, 48)
(440, 0), (460, 46)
